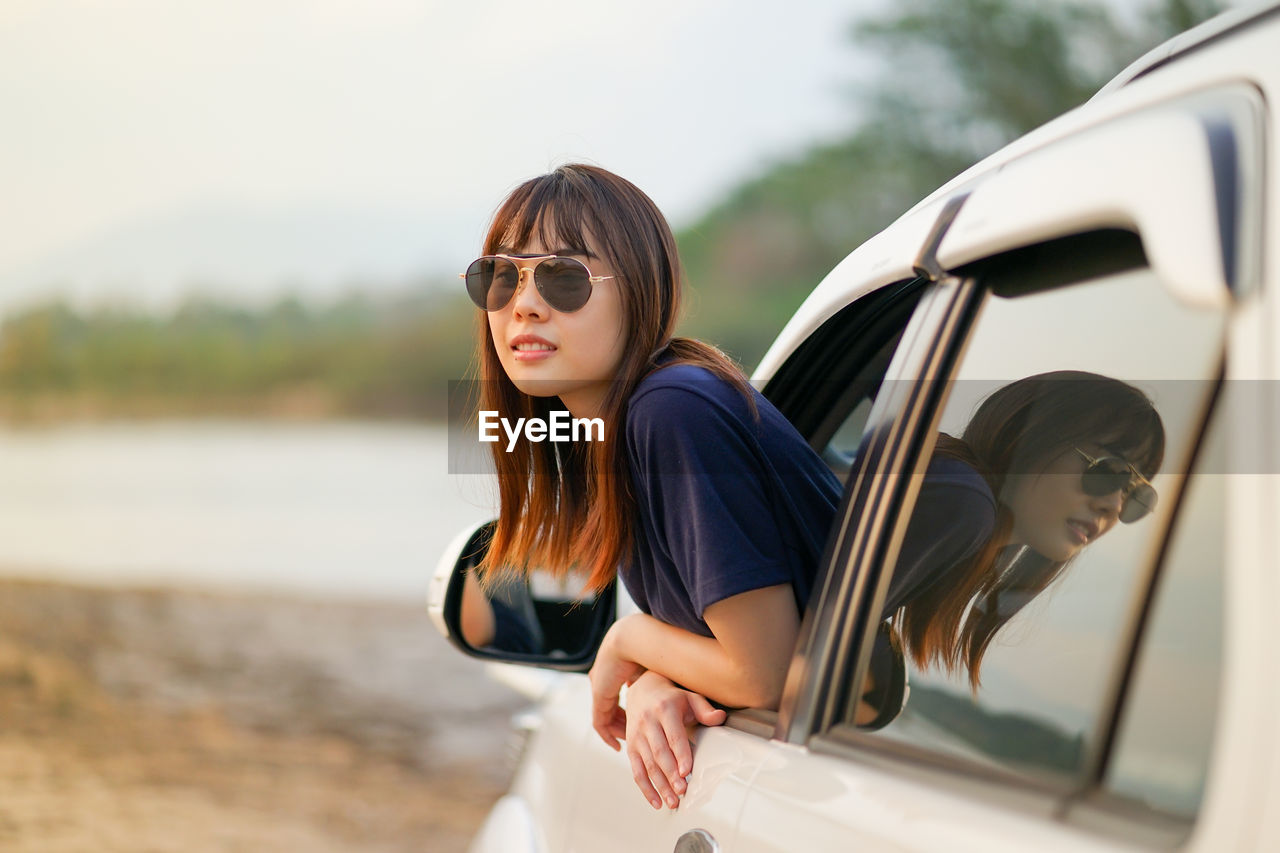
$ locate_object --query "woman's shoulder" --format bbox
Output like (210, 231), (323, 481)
(625, 363), (760, 451)
(923, 454), (997, 506)
(629, 363), (749, 413)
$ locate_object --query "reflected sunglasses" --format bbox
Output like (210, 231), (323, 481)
(1072, 447), (1158, 523)
(460, 254), (614, 313)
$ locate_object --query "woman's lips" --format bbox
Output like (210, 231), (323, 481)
(1066, 519), (1094, 545)
(510, 335), (557, 362)
(512, 346), (556, 362)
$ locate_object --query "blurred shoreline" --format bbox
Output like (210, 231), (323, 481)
(0, 389), (446, 426)
(0, 576), (526, 852)
(0, 420), (497, 603)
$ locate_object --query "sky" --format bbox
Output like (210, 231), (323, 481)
(0, 0), (874, 312)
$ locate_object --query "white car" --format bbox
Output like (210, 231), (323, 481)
(431, 4), (1280, 850)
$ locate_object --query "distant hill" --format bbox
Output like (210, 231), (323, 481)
(0, 0), (1228, 420)
(0, 201), (472, 313)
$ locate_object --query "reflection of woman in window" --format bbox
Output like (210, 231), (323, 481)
(878, 370), (1165, 701)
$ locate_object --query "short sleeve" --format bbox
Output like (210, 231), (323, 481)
(487, 596), (543, 654)
(882, 469), (997, 616)
(626, 384), (793, 619)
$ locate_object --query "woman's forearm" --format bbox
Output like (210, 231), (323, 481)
(460, 571), (495, 647)
(610, 611), (792, 709)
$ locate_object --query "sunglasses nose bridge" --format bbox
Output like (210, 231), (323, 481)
(516, 256), (555, 283)
(507, 260), (552, 311)
(1092, 484), (1126, 511)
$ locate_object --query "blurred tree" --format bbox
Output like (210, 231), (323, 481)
(0, 288), (478, 420)
(677, 0), (1226, 369)
(0, 0), (1230, 421)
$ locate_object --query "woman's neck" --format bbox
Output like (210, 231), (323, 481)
(557, 382), (611, 421)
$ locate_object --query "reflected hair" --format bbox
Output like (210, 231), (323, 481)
(897, 370), (1165, 688)
(473, 164), (752, 594)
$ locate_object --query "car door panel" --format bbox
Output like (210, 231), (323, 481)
(734, 745), (1134, 853)
(504, 675), (769, 853)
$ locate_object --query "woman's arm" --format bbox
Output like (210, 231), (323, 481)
(459, 570), (496, 648)
(588, 583), (799, 809)
(589, 583), (800, 747)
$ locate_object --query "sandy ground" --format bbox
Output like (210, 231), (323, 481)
(0, 577), (528, 852)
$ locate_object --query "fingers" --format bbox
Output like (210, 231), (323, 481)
(590, 667), (626, 751)
(593, 704), (626, 751)
(686, 692), (728, 728)
(629, 728), (682, 810)
(649, 711), (690, 799)
(627, 748), (664, 811)
(609, 673), (726, 810)
(652, 703), (693, 784)
(624, 697), (692, 810)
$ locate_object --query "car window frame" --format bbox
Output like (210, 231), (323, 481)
(772, 270), (983, 744)
(737, 81), (1262, 755)
(789, 231), (1229, 824)
(717, 276), (929, 738)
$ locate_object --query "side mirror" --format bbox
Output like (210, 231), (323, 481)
(427, 520), (615, 671)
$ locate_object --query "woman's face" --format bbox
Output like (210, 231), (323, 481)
(1004, 444), (1128, 562)
(486, 231), (629, 419)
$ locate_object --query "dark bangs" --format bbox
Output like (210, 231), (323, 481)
(484, 171), (607, 261)
(972, 371), (1167, 480)
(1041, 382), (1165, 477)
(1094, 401), (1165, 478)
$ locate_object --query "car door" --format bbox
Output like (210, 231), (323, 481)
(732, 85), (1262, 851)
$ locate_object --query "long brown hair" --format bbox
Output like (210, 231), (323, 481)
(897, 371), (1165, 687)
(473, 164), (751, 594)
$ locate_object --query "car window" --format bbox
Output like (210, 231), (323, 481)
(1096, 399), (1225, 824)
(763, 278), (925, 480)
(842, 246), (1226, 788)
(824, 396), (875, 478)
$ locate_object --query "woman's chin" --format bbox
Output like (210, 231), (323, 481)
(507, 374), (566, 398)
(1044, 541), (1082, 562)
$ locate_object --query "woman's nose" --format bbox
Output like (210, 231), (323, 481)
(510, 265), (548, 317)
(1090, 486), (1125, 520)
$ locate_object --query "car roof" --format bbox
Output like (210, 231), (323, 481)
(1093, 0), (1280, 98)
(754, 3), (1277, 382)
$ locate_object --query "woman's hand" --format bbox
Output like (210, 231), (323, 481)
(624, 671), (727, 810)
(589, 616), (646, 750)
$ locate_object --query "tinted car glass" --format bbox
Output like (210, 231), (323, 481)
(847, 260), (1225, 786)
(1100, 400), (1225, 821)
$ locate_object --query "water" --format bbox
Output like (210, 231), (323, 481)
(0, 420), (498, 602)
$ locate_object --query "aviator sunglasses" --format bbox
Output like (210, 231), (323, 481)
(461, 254), (614, 313)
(1072, 447), (1158, 523)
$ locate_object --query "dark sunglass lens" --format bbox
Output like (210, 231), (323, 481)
(1119, 482), (1158, 523)
(1081, 459), (1131, 497)
(536, 258), (592, 312)
(465, 257), (518, 311)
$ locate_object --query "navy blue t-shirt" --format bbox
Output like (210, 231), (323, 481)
(882, 455), (997, 616)
(621, 364), (843, 637)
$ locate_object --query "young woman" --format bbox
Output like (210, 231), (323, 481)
(462, 164), (844, 810)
